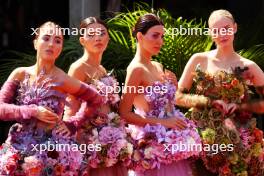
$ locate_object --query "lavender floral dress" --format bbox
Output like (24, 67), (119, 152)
(128, 81), (201, 176)
(0, 71), (83, 176)
(72, 75), (130, 176)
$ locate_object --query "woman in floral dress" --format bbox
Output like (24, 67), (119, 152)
(0, 21), (103, 175)
(177, 9), (264, 176)
(64, 17), (131, 176)
(119, 13), (201, 176)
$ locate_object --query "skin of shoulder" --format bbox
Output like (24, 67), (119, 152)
(53, 67), (81, 94)
(151, 61), (163, 70)
(7, 67), (28, 82)
(178, 52), (208, 91)
(239, 56), (264, 86)
(67, 59), (87, 82)
(127, 60), (145, 75)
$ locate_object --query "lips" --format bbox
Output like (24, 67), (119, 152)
(220, 38), (228, 43)
(94, 43), (103, 48)
(153, 46), (161, 50)
(45, 49), (54, 55)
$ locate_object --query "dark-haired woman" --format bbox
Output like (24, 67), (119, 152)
(64, 17), (130, 176)
(0, 21), (103, 175)
(119, 14), (199, 176)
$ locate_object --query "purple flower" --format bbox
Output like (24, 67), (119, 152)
(99, 126), (125, 145)
(93, 75), (120, 106)
(16, 69), (65, 116)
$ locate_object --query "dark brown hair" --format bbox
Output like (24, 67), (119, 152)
(35, 21), (62, 39)
(79, 17), (108, 37)
(132, 13), (164, 39)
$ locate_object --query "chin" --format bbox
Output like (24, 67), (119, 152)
(92, 48), (104, 54)
(152, 51), (160, 56)
(219, 42), (232, 48)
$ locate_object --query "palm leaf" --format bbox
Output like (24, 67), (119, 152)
(239, 44), (264, 70)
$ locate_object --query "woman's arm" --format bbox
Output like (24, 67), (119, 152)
(248, 61), (264, 86)
(176, 53), (210, 108)
(0, 68), (58, 123)
(60, 67), (103, 133)
(62, 72), (103, 107)
(238, 62), (264, 114)
(63, 63), (85, 121)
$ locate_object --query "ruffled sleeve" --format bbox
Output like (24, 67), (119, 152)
(0, 80), (38, 121)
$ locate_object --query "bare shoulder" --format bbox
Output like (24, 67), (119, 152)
(151, 61), (163, 69)
(127, 60), (144, 73)
(184, 51), (209, 70)
(68, 59), (87, 81)
(239, 55), (263, 72)
(54, 67), (79, 91)
(55, 67), (67, 76)
(238, 55), (264, 85)
(68, 59), (85, 74)
(53, 67), (69, 82)
(239, 56), (258, 67)
(7, 67), (28, 81)
(99, 65), (107, 75)
(189, 51), (208, 64)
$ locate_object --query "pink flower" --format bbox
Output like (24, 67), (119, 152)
(108, 145), (120, 159)
(224, 118), (236, 130)
(105, 158), (117, 167)
(239, 128), (252, 149)
(22, 156), (43, 176)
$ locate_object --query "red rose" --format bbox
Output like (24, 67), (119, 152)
(6, 163), (17, 174)
(253, 128), (263, 142)
(221, 164), (231, 174)
(235, 111), (252, 124)
(11, 153), (19, 160)
(231, 79), (239, 86)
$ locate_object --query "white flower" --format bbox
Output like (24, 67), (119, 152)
(126, 143), (133, 156)
(108, 112), (118, 121)
(144, 147), (153, 159)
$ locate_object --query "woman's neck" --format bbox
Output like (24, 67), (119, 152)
(82, 49), (102, 67)
(135, 44), (152, 64)
(215, 44), (236, 61)
(34, 57), (55, 75)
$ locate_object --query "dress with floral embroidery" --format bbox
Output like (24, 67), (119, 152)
(0, 71), (83, 176)
(186, 65), (264, 176)
(73, 75), (132, 176)
(128, 80), (201, 176)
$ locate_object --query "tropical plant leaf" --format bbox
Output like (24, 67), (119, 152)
(239, 44), (264, 70)
(1, 2), (263, 86)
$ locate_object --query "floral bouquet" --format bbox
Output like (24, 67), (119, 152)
(0, 144), (20, 175)
(187, 65), (264, 175)
(79, 112), (133, 168)
(92, 75), (120, 108)
(77, 75), (133, 168)
(0, 129), (83, 176)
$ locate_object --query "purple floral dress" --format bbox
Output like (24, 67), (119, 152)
(128, 80), (201, 176)
(72, 75), (130, 176)
(0, 71), (83, 176)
